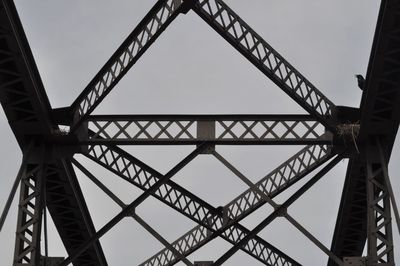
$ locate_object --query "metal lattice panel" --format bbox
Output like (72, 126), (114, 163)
(84, 144), (302, 265)
(0, 0), (399, 265)
(366, 143), (395, 265)
(86, 115), (328, 145)
(13, 163), (44, 266)
(140, 145), (332, 266)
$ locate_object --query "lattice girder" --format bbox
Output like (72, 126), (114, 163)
(84, 115), (330, 145)
(13, 162), (44, 266)
(366, 142), (395, 265)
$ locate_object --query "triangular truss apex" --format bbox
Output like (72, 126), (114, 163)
(68, 0), (336, 133)
(1, 0), (399, 266)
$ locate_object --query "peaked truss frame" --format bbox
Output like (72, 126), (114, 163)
(0, 0), (399, 265)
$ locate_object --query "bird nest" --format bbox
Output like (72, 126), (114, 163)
(336, 122), (360, 153)
(336, 122), (360, 138)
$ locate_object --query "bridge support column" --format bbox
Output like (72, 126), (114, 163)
(365, 140), (395, 266)
(13, 153), (45, 266)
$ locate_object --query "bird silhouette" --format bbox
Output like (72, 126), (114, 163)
(355, 74), (365, 90)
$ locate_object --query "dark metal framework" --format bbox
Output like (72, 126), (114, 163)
(0, 0), (399, 265)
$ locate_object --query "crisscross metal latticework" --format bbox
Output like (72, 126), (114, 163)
(225, 145), (330, 220)
(141, 221), (300, 266)
(13, 163), (44, 266)
(84, 144), (302, 265)
(140, 145), (332, 266)
(191, 0), (336, 128)
(85, 145), (215, 224)
(86, 115), (327, 145)
(1, 0), (400, 265)
(366, 155), (394, 265)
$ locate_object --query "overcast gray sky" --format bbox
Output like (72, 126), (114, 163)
(1, 1), (399, 265)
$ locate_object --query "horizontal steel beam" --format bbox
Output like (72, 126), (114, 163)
(84, 114), (331, 145)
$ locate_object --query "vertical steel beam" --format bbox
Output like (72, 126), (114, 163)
(366, 141), (394, 266)
(378, 140), (400, 236)
(13, 151), (45, 266)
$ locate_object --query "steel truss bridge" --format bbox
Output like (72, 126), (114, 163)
(0, 0), (399, 265)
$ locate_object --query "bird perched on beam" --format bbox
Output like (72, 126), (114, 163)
(355, 74), (365, 91)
